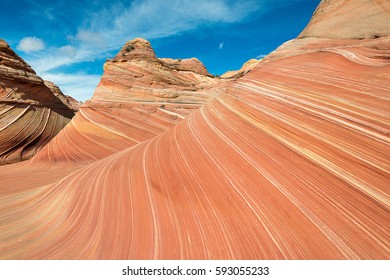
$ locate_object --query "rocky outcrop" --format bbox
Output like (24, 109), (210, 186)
(299, 0), (390, 39)
(93, 37), (215, 103)
(0, 1), (389, 259)
(43, 80), (82, 111)
(0, 39), (78, 164)
(221, 58), (259, 79)
(31, 38), (220, 163)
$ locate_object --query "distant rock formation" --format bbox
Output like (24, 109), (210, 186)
(93, 37), (215, 103)
(0, 0), (389, 259)
(31, 37), (220, 163)
(43, 80), (81, 111)
(221, 58), (259, 79)
(0, 39), (78, 164)
(299, 0), (390, 39)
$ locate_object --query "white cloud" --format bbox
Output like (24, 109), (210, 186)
(29, 52), (75, 73)
(59, 45), (77, 58)
(17, 37), (45, 53)
(76, 30), (107, 47)
(219, 42), (224, 50)
(42, 72), (101, 101)
(20, 0), (263, 101)
(256, 54), (267, 59)
(76, 0), (261, 51)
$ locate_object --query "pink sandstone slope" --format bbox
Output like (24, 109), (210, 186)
(0, 39), (78, 164)
(0, 0), (389, 259)
(299, 0), (390, 39)
(30, 38), (219, 164)
(221, 59), (259, 79)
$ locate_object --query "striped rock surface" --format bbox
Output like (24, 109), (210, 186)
(0, 1), (389, 259)
(0, 39), (79, 164)
(299, 0), (390, 39)
(30, 38), (219, 164)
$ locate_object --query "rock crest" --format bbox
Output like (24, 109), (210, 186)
(299, 0), (390, 39)
(114, 38), (157, 61)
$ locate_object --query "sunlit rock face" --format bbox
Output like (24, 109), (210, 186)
(30, 37), (219, 164)
(0, 0), (389, 259)
(299, 0), (390, 39)
(0, 39), (78, 164)
(221, 59), (259, 79)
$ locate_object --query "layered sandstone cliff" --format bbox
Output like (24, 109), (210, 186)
(0, 39), (78, 164)
(221, 59), (259, 79)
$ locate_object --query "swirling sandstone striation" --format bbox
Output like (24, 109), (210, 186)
(0, 39), (78, 164)
(0, 0), (389, 259)
(221, 59), (260, 79)
(31, 38), (219, 163)
(299, 0), (390, 39)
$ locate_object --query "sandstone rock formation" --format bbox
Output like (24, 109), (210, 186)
(0, 0), (389, 259)
(0, 39), (78, 164)
(299, 0), (390, 39)
(30, 37), (219, 164)
(221, 58), (259, 79)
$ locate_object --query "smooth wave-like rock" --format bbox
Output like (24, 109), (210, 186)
(221, 59), (259, 79)
(0, 39), (78, 164)
(31, 37), (220, 164)
(0, 0), (389, 259)
(299, 0), (390, 39)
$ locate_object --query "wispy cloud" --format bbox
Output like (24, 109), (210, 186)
(17, 37), (45, 53)
(43, 72), (101, 101)
(256, 54), (267, 59)
(219, 42), (224, 50)
(43, 8), (55, 21)
(74, 0), (262, 50)
(19, 0), (264, 100)
(59, 46), (77, 59)
(27, 46), (102, 74)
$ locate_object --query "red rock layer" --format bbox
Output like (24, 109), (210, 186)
(0, 36), (389, 259)
(0, 39), (78, 164)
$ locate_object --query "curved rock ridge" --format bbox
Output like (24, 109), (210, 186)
(221, 59), (260, 79)
(0, 39), (77, 106)
(113, 38), (210, 76)
(0, 39), (36, 77)
(264, 37), (390, 66)
(0, 1), (390, 259)
(31, 38), (222, 164)
(0, 39), (78, 164)
(43, 80), (82, 111)
(299, 0), (390, 39)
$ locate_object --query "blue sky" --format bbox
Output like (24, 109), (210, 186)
(1, 0), (320, 101)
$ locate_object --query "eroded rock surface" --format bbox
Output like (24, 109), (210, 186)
(221, 59), (259, 79)
(31, 37), (220, 164)
(299, 0), (390, 39)
(0, 39), (78, 164)
(0, 0), (389, 259)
